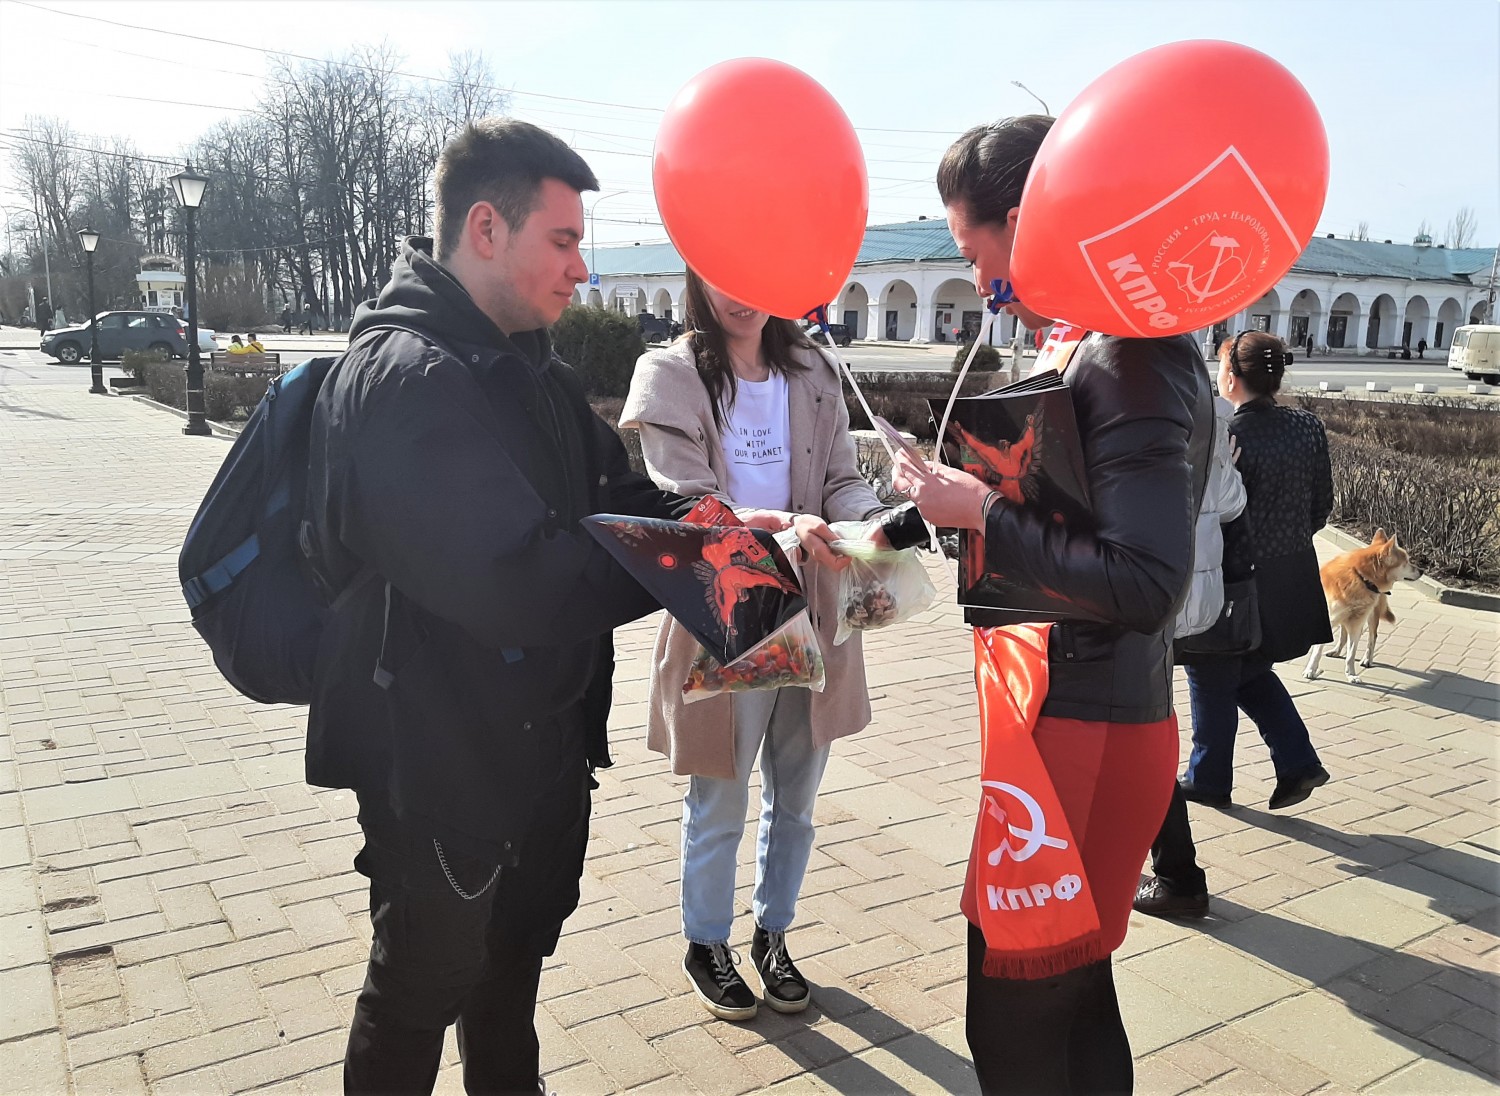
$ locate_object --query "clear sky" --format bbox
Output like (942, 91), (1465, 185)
(0, 0), (1496, 250)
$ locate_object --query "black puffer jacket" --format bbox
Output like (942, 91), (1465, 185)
(304, 238), (692, 856)
(972, 333), (1214, 723)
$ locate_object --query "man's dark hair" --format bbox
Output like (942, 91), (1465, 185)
(433, 119), (599, 260)
(936, 115), (1054, 228)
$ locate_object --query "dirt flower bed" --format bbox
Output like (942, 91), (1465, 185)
(1296, 394), (1500, 590)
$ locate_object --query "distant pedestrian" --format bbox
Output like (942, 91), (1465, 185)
(280, 306), (292, 334)
(1304, 333), (1314, 358)
(298, 307), (313, 336)
(35, 297), (53, 333)
(1417, 337), (1426, 359)
(1138, 331), (1333, 916)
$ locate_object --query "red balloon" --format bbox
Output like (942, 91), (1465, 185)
(1011, 41), (1329, 338)
(654, 59), (868, 319)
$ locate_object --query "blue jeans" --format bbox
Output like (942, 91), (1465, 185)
(1183, 655), (1321, 796)
(681, 687), (830, 944)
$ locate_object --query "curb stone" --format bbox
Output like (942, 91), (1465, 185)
(128, 394), (243, 438)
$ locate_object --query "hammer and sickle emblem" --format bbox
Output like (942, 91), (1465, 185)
(982, 780), (1069, 866)
(1166, 233), (1244, 303)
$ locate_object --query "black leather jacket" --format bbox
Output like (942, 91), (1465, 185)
(887, 334), (1213, 723)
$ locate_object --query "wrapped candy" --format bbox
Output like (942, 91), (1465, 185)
(683, 610), (825, 703)
(829, 520), (939, 646)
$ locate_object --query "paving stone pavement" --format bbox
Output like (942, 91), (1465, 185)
(0, 383), (1495, 1095)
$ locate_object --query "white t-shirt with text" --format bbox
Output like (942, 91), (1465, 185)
(718, 373), (792, 511)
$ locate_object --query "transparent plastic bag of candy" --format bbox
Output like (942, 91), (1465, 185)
(828, 519), (939, 646)
(682, 608), (826, 704)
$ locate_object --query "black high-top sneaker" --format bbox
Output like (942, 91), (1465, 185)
(751, 926), (810, 1013)
(683, 941), (758, 1021)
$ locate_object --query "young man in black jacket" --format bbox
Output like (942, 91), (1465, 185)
(304, 120), (702, 1094)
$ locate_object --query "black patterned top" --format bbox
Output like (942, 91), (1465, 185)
(1227, 397), (1333, 561)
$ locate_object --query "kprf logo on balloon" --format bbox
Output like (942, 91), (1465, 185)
(1076, 146), (1304, 338)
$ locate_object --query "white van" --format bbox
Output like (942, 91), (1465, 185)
(1448, 324), (1500, 384)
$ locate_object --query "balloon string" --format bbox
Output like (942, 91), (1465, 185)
(806, 311), (955, 582)
(915, 314), (994, 583)
(809, 308), (899, 465)
(921, 281), (1011, 582)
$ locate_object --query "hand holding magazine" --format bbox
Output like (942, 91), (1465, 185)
(925, 369), (1105, 623)
(583, 500), (825, 700)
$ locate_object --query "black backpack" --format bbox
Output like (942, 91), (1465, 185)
(178, 324), (440, 704)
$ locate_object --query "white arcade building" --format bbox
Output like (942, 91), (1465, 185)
(582, 221), (1495, 353)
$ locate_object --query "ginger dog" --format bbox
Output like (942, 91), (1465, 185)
(1303, 529), (1423, 684)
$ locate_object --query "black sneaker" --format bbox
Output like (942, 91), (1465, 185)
(1132, 876), (1209, 919)
(683, 942), (757, 1021)
(751, 926), (810, 1013)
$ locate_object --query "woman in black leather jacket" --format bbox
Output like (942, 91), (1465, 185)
(892, 114), (1212, 1094)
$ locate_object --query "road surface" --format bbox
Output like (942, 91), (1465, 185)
(1, 325), (1490, 397)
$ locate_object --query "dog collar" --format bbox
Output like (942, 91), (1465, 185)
(1357, 571), (1391, 596)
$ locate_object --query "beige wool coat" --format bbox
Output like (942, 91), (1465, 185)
(618, 340), (889, 779)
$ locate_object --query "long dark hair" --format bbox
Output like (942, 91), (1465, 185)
(684, 268), (814, 432)
(936, 114), (1054, 227)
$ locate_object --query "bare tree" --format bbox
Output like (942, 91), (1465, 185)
(1415, 218), (1433, 241)
(1354, 220), (1370, 241)
(9, 47), (511, 328)
(1444, 206), (1478, 249)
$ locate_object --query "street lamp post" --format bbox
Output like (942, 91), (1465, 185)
(169, 165), (210, 436)
(77, 226), (105, 394)
(1010, 80), (1050, 115)
(587, 189), (627, 288)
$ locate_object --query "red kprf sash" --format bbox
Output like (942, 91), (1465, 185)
(969, 624), (1103, 978)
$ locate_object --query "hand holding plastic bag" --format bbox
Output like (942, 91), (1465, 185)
(683, 609), (826, 703)
(829, 519), (939, 646)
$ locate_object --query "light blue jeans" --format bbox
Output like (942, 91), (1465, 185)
(680, 687), (831, 944)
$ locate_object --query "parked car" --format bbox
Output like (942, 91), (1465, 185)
(1447, 324), (1500, 385)
(799, 321), (853, 347)
(821, 323), (853, 347)
(40, 310), (191, 363)
(636, 313), (681, 343)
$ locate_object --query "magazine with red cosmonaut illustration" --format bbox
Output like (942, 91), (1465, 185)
(583, 508), (808, 666)
(927, 369), (1105, 623)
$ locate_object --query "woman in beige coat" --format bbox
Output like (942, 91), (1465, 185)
(620, 269), (906, 1022)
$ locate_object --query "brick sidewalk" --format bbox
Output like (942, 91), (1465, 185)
(0, 384), (1495, 1095)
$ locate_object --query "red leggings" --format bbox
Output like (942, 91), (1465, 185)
(1032, 715), (1179, 954)
(966, 716), (1179, 1094)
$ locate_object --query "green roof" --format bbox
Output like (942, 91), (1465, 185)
(590, 220), (1496, 285)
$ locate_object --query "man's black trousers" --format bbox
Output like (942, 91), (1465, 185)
(343, 756), (591, 1094)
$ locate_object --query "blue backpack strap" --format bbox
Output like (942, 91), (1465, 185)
(183, 532), (261, 610)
